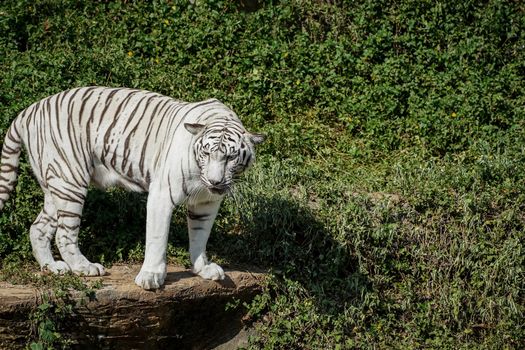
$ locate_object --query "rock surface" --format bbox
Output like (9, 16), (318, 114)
(0, 264), (265, 349)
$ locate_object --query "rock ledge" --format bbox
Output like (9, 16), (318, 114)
(0, 264), (266, 349)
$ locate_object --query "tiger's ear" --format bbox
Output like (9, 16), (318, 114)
(247, 132), (266, 145)
(184, 123), (205, 135)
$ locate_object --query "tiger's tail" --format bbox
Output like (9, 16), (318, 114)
(0, 119), (22, 211)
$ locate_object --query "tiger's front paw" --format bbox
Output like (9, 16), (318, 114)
(135, 269), (167, 290)
(194, 262), (225, 281)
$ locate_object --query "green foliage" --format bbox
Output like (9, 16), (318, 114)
(0, 0), (524, 348)
(0, 261), (101, 349)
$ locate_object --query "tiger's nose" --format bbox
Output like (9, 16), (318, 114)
(209, 178), (222, 186)
(206, 157), (225, 186)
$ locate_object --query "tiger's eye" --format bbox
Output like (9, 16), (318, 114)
(227, 151), (239, 160)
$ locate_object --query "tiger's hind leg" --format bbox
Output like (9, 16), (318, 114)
(48, 180), (105, 276)
(30, 193), (70, 274)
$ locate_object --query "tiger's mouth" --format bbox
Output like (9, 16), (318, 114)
(208, 186), (228, 195)
(201, 179), (230, 195)
(200, 174), (231, 195)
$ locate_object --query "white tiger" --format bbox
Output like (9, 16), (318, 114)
(0, 87), (265, 289)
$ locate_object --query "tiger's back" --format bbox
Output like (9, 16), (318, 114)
(14, 86), (226, 192)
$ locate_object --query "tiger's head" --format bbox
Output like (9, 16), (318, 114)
(185, 121), (265, 195)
